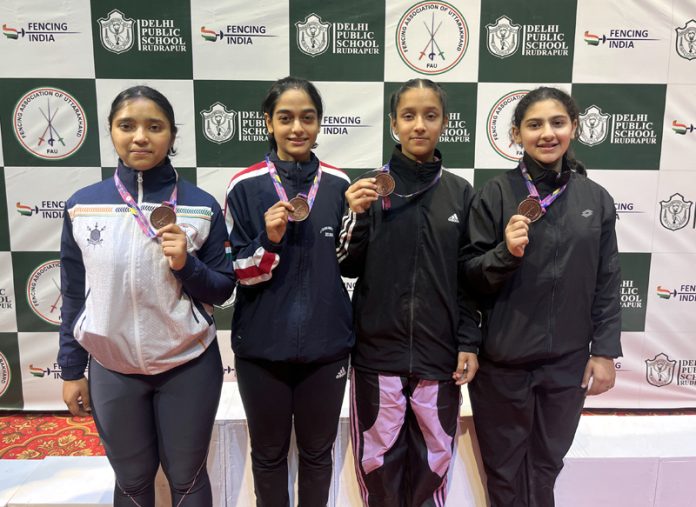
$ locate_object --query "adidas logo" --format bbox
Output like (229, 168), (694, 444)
(336, 366), (347, 379)
(448, 213), (459, 223)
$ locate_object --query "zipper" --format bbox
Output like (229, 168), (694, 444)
(295, 161), (303, 360)
(132, 170), (146, 371)
(137, 171), (143, 205)
(408, 197), (421, 375)
(548, 220), (558, 353)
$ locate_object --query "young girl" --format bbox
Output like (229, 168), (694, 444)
(225, 76), (353, 506)
(463, 87), (622, 507)
(337, 78), (480, 507)
(59, 86), (234, 506)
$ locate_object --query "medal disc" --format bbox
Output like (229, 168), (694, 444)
(374, 173), (395, 197)
(517, 197), (543, 222)
(289, 196), (310, 222)
(150, 205), (177, 229)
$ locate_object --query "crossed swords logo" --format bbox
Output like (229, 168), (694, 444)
(37, 99), (66, 148)
(419, 12), (445, 62)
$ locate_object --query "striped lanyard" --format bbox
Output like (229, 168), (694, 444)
(378, 162), (443, 210)
(265, 156), (322, 221)
(519, 160), (567, 217)
(113, 168), (178, 238)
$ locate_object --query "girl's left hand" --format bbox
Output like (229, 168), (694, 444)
(581, 356), (616, 395)
(452, 352), (479, 385)
(158, 223), (188, 271)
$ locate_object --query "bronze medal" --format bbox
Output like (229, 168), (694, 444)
(289, 196), (310, 222)
(517, 197), (543, 222)
(374, 173), (396, 197)
(150, 205), (177, 229)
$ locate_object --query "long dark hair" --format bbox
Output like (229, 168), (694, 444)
(262, 76), (323, 151)
(511, 87), (586, 175)
(108, 85), (177, 156)
(389, 78), (448, 117)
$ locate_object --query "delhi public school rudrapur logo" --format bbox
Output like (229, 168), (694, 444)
(199, 103), (266, 143)
(199, 22), (273, 46)
(645, 353), (696, 388)
(577, 105), (657, 147)
(26, 260), (62, 326)
(486, 90), (528, 162)
(97, 9), (186, 54)
(396, 1), (468, 75)
(2, 21), (79, 42)
(659, 193), (693, 231)
(13, 88), (87, 160)
(295, 12), (379, 58)
(486, 15), (569, 59)
(675, 19), (696, 61)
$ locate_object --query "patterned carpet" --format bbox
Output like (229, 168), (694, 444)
(0, 411), (105, 459)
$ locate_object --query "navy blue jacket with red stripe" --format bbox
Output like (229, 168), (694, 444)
(224, 151), (354, 363)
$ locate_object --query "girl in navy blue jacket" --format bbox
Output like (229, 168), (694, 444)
(225, 76), (353, 507)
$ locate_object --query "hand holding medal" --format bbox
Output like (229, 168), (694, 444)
(345, 178), (379, 214)
(505, 214), (531, 258)
(157, 222), (188, 271)
(264, 200), (295, 243)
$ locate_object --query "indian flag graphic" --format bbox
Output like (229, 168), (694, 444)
(2, 23), (18, 39)
(584, 31), (600, 46)
(672, 120), (688, 135)
(656, 286), (674, 300)
(16, 202), (35, 216)
(200, 26), (218, 42)
(29, 365), (45, 378)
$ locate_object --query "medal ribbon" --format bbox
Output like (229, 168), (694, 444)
(379, 162), (443, 210)
(114, 168), (178, 238)
(519, 160), (567, 216)
(265, 156), (322, 222)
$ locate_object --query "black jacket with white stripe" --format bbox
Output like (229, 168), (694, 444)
(337, 147), (480, 380)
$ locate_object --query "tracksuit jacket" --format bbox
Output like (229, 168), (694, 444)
(58, 160), (234, 380)
(463, 154), (622, 364)
(225, 151), (354, 363)
(337, 147), (481, 380)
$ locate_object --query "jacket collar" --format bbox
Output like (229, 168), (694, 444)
(116, 158), (176, 196)
(523, 153), (572, 187)
(268, 150), (319, 184)
(389, 145), (442, 188)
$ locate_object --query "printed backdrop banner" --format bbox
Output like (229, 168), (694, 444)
(0, 0), (695, 410)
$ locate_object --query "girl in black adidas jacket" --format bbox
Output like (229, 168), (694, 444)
(463, 87), (622, 507)
(337, 78), (481, 507)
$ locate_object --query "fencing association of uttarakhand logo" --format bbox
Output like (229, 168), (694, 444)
(2, 21), (79, 42)
(645, 353), (676, 387)
(98, 9), (186, 54)
(199, 103), (266, 143)
(487, 90), (528, 161)
(659, 193), (693, 231)
(200, 24), (273, 46)
(26, 260), (62, 325)
(675, 20), (696, 61)
(16, 200), (65, 219)
(0, 351), (10, 398)
(396, 1), (468, 75)
(578, 105), (657, 147)
(296, 13), (379, 58)
(200, 103), (237, 144)
(13, 88), (87, 160)
(583, 28), (658, 48)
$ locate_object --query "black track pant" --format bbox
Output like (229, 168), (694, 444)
(469, 348), (588, 507)
(89, 339), (223, 507)
(350, 369), (461, 507)
(235, 355), (349, 507)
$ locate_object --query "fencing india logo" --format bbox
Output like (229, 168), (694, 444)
(645, 353), (676, 387)
(295, 13), (330, 57)
(486, 16), (520, 59)
(672, 120), (695, 135)
(1, 21), (79, 43)
(583, 28), (658, 49)
(13, 87), (87, 160)
(200, 103), (237, 144)
(578, 105), (610, 147)
(397, 1), (468, 74)
(26, 260), (62, 325)
(486, 90), (528, 161)
(200, 24), (272, 46)
(98, 9), (134, 54)
(659, 193), (693, 231)
(675, 19), (696, 61)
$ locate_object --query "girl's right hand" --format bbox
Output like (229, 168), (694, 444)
(346, 178), (379, 214)
(265, 201), (294, 244)
(63, 378), (91, 417)
(505, 214), (531, 257)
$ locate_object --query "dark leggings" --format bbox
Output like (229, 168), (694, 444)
(235, 355), (349, 507)
(89, 339), (223, 507)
